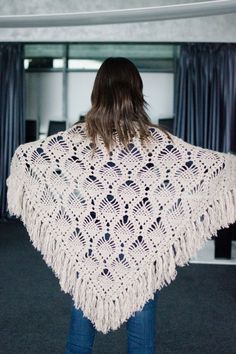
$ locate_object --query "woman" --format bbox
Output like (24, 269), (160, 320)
(6, 57), (236, 354)
(64, 57), (168, 354)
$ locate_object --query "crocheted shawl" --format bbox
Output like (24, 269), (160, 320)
(6, 123), (236, 334)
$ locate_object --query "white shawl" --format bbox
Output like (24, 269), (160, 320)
(6, 123), (236, 333)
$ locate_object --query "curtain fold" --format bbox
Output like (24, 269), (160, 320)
(173, 42), (236, 256)
(0, 43), (25, 219)
(173, 43), (236, 153)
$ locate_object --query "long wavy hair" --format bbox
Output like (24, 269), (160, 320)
(74, 57), (173, 157)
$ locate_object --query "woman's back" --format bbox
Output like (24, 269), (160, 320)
(6, 120), (236, 334)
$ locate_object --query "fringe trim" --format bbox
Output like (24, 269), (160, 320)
(7, 182), (236, 334)
(6, 176), (24, 219)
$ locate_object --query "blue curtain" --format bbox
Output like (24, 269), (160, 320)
(0, 43), (25, 219)
(173, 43), (236, 153)
(173, 43), (236, 257)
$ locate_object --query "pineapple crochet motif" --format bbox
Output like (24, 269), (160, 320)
(6, 122), (236, 334)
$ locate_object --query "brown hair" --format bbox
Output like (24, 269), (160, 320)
(74, 57), (173, 157)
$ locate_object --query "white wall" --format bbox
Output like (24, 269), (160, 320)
(140, 72), (173, 122)
(67, 72), (96, 126)
(25, 72), (63, 134)
(25, 71), (174, 134)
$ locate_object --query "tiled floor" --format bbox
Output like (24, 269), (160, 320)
(190, 240), (236, 265)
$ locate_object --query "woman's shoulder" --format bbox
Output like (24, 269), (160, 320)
(65, 122), (87, 143)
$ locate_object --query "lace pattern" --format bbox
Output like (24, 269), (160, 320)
(6, 123), (236, 333)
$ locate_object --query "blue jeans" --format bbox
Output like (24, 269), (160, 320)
(64, 291), (160, 354)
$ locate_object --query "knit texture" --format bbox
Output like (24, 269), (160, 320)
(6, 123), (236, 334)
